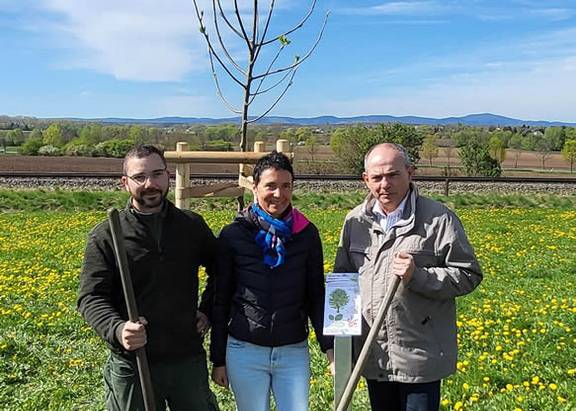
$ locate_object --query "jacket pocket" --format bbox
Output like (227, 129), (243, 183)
(404, 249), (438, 268)
(349, 245), (371, 272)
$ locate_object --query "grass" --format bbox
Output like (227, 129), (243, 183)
(1, 189), (576, 212)
(1, 196), (575, 410)
(0, 146), (19, 154)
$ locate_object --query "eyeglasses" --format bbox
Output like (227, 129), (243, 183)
(125, 168), (168, 185)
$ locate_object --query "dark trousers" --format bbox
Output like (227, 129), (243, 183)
(366, 379), (441, 411)
(103, 351), (219, 411)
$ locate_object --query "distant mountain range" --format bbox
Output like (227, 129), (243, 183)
(70, 113), (575, 127)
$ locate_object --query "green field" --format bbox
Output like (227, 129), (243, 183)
(1, 204), (575, 410)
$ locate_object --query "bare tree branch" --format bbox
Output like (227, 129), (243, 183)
(261, 0), (318, 46)
(215, 0), (244, 38)
(207, 51), (243, 114)
(252, 11), (329, 81)
(248, 44), (287, 104)
(193, 0), (245, 88)
(247, 68), (298, 124)
(249, 69), (292, 101)
(234, 0), (252, 51)
(211, 0), (246, 75)
(251, 0), (259, 58)
(253, 0), (275, 62)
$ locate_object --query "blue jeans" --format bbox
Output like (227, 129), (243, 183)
(366, 379), (441, 411)
(226, 336), (310, 411)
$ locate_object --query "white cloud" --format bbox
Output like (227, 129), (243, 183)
(370, 1), (441, 15)
(37, 0), (215, 81)
(337, 1), (445, 16)
(528, 8), (574, 21)
(33, 0), (301, 82)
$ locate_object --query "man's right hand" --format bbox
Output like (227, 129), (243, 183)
(119, 317), (148, 351)
(211, 366), (229, 388)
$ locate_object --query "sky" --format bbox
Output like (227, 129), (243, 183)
(1, 0), (575, 122)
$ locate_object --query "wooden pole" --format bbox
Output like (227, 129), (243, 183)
(175, 142), (190, 210)
(107, 209), (156, 411)
(335, 276), (401, 411)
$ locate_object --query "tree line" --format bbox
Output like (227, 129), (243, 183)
(328, 123), (576, 176)
(1, 119), (575, 174)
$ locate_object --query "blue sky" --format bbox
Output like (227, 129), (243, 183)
(1, 0), (575, 122)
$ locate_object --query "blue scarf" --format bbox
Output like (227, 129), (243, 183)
(251, 203), (293, 269)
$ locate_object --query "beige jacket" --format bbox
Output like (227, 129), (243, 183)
(334, 186), (482, 382)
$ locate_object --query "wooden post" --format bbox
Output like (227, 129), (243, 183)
(276, 139), (289, 153)
(175, 142), (190, 210)
(334, 337), (352, 411)
(444, 178), (450, 196)
(254, 141), (265, 153)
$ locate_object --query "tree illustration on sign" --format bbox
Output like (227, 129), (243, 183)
(328, 288), (349, 321)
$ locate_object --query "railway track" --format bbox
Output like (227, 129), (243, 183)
(1, 171), (576, 184)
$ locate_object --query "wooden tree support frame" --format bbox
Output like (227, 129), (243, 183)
(164, 139), (292, 209)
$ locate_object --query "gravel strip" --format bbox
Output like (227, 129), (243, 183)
(0, 176), (574, 195)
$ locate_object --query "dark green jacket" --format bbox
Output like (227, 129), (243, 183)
(78, 200), (216, 362)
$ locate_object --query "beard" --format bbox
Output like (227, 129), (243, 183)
(132, 187), (168, 212)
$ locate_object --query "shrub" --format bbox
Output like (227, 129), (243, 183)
(64, 142), (95, 157)
(38, 145), (62, 156)
(459, 141), (502, 177)
(18, 137), (44, 155)
(94, 139), (136, 158)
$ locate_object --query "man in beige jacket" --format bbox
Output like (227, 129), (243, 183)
(334, 143), (482, 411)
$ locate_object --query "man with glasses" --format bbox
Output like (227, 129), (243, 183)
(78, 145), (219, 410)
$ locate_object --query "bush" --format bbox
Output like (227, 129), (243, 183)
(38, 145), (62, 156)
(459, 141), (502, 177)
(94, 139), (136, 158)
(64, 142), (95, 157)
(203, 139), (233, 151)
(18, 138), (44, 155)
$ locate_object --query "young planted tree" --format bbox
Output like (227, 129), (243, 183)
(535, 135), (552, 169)
(192, 1), (329, 152)
(488, 134), (507, 165)
(509, 132), (523, 168)
(421, 135), (439, 166)
(562, 139), (576, 173)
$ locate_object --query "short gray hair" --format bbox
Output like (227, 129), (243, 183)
(364, 143), (413, 171)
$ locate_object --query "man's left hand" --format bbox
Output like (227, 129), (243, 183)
(196, 311), (210, 337)
(392, 252), (415, 283)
